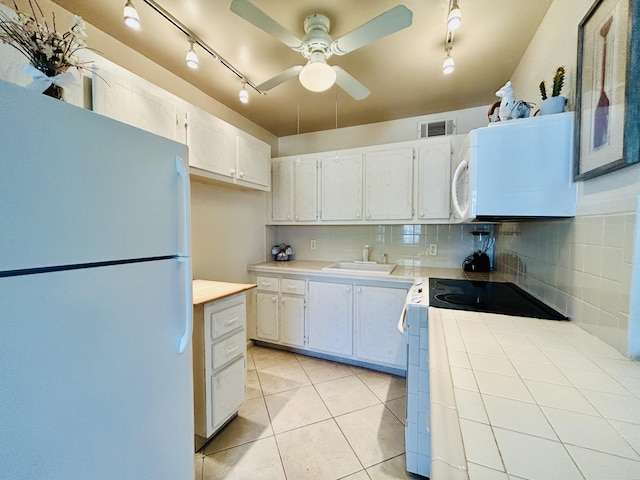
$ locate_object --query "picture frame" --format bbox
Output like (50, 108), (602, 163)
(574, 0), (639, 181)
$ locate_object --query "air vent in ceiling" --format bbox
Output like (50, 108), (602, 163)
(418, 119), (455, 138)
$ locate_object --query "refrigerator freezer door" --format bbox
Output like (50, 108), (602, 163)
(0, 259), (194, 480)
(0, 81), (189, 272)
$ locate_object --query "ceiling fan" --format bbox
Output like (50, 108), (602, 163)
(230, 0), (413, 100)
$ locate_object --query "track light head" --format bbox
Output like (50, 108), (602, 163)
(123, 1), (140, 30)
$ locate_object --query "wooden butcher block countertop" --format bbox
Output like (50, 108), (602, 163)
(192, 279), (256, 305)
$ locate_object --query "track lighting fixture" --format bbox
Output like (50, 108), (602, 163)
(442, 51), (455, 74)
(185, 40), (198, 69)
(123, 0), (140, 30)
(120, 0), (261, 95)
(447, 0), (462, 31)
(239, 84), (249, 104)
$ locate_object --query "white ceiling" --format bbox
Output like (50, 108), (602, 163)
(49, 0), (553, 137)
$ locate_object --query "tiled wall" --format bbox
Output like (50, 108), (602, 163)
(495, 214), (637, 356)
(269, 224), (495, 268)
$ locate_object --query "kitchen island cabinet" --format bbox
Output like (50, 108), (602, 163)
(191, 280), (256, 451)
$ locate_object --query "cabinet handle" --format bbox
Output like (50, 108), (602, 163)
(357, 287), (362, 293)
(287, 215), (292, 219)
(230, 168), (236, 176)
(366, 214), (371, 218)
(295, 216), (299, 220)
(272, 296), (277, 302)
(239, 171), (245, 178)
(287, 285), (297, 291)
(225, 315), (240, 326)
(226, 344), (240, 355)
(420, 212), (425, 217)
(356, 213), (361, 218)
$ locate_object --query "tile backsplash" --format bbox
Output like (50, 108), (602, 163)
(496, 214), (637, 356)
(269, 224), (495, 269)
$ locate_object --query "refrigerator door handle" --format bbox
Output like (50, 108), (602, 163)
(175, 156), (191, 258)
(176, 156), (193, 354)
(177, 256), (193, 354)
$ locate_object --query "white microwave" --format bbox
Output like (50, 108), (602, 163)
(452, 112), (577, 222)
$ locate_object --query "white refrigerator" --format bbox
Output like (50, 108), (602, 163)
(0, 80), (195, 479)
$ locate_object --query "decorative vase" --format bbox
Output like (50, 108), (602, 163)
(540, 96), (567, 115)
(42, 83), (64, 100)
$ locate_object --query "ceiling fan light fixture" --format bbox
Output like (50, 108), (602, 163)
(239, 85), (249, 104)
(186, 40), (198, 69)
(299, 60), (336, 92)
(442, 54), (455, 74)
(447, 0), (462, 31)
(123, 0), (140, 30)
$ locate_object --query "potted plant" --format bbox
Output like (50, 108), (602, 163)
(538, 66), (567, 115)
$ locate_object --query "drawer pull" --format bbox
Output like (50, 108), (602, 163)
(225, 315), (240, 326)
(226, 345), (240, 355)
(287, 285), (297, 291)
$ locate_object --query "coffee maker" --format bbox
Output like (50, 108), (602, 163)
(462, 231), (494, 272)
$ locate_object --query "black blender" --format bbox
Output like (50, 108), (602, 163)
(462, 231), (494, 272)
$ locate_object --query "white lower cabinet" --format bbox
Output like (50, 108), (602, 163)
(354, 285), (408, 368)
(307, 281), (353, 356)
(193, 293), (247, 446)
(210, 358), (245, 430)
(256, 292), (279, 341)
(255, 276), (305, 347)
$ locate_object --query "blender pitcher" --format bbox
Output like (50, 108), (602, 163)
(462, 231), (495, 272)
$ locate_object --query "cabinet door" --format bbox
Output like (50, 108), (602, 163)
(354, 285), (407, 368)
(186, 105), (236, 178)
(320, 154), (363, 221)
(416, 138), (451, 219)
(210, 358), (245, 432)
(93, 70), (180, 142)
(271, 159), (294, 222)
(236, 134), (271, 190)
(307, 281), (353, 356)
(256, 292), (279, 341)
(365, 148), (414, 220)
(280, 295), (305, 347)
(294, 157), (318, 221)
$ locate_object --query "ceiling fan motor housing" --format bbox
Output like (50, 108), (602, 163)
(302, 14), (333, 59)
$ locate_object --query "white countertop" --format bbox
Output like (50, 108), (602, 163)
(428, 306), (640, 480)
(248, 260), (504, 284)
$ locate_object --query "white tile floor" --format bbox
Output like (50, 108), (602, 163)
(195, 345), (422, 480)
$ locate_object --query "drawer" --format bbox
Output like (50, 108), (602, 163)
(256, 276), (279, 292)
(212, 330), (245, 371)
(206, 300), (246, 340)
(281, 278), (305, 295)
(210, 358), (245, 431)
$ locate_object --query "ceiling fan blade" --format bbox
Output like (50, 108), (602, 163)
(331, 5), (413, 55)
(230, 0), (305, 51)
(256, 66), (304, 91)
(333, 67), (370, 100)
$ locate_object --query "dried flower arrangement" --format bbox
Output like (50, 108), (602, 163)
(0, 0), (92, 98)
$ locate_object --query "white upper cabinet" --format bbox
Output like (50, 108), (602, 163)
(270, 137), (453, 224)
(320, 154), (363, 221)
(236, 133), (271, 190)
(186, 105), (236, 178)
(416, 137), (451, 220)
(294, 157), (318, 221)
(364, 147), (413, 221)
(271, 156), (318, 223)
(92, 69), (185, 144)
(271, 159), (294, 222)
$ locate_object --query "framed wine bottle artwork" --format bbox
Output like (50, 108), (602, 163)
(574, 0), (639, 180)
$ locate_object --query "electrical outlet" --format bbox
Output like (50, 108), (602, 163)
(310, 239), (317, 250)
(429, 244), (438, 256)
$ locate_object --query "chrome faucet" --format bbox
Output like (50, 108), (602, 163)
(362, 245), (370, 262)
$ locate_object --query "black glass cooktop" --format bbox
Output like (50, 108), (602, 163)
(429, 278), (568, 320)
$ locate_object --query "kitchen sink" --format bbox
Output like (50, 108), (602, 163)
(321, 261), (397, 275)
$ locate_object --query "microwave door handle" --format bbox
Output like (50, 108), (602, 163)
(452, 159), (469, 219)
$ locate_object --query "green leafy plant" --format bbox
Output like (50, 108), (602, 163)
(539, 66), (565, 100)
